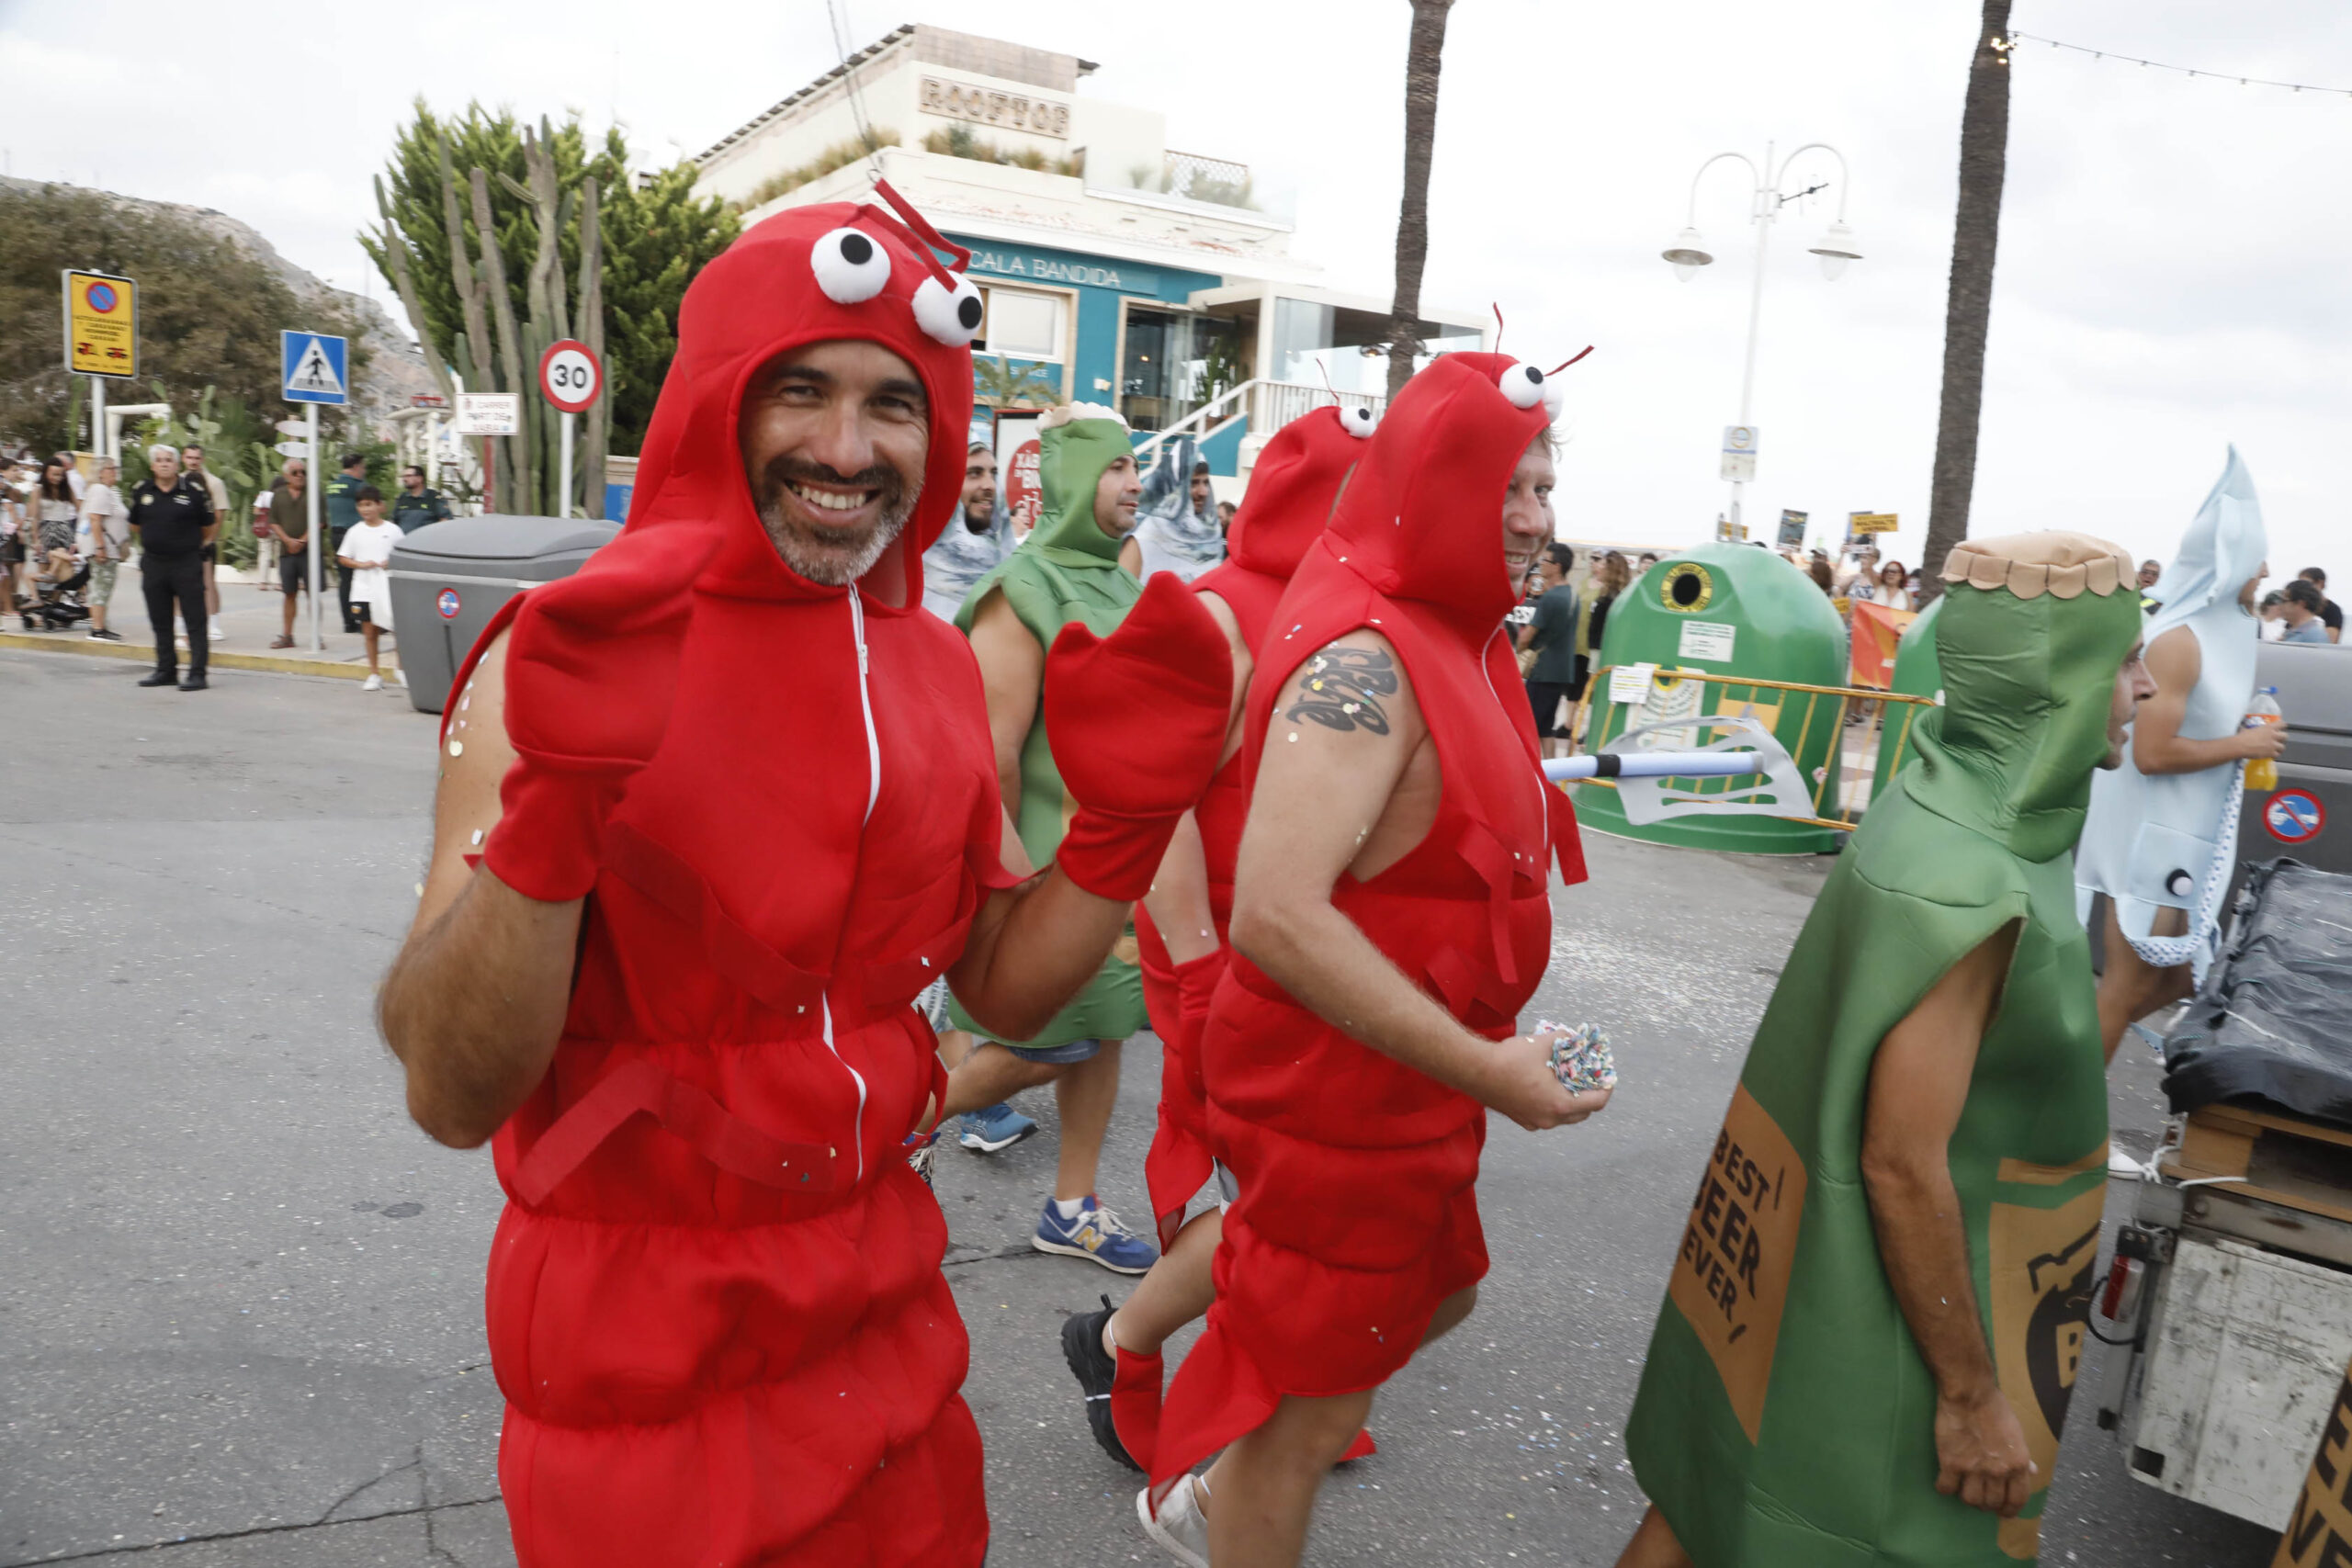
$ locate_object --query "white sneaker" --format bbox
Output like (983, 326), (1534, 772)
(362, 673), (384, 692)
(1136, 1474), (1210, 1567)
(209, 624), (226, 640)
(393, 669), (408, 688)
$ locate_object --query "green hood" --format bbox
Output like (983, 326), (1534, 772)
(1028, 411), (1135, 568)
(1902, 536), (2142, 863)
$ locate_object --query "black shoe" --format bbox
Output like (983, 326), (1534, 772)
(1061, 1295), (1140, 1472)
(138, 671), (177, 687)
(178, 673), (208, 692)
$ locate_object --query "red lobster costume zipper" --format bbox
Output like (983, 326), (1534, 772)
(454, 195), (1013, 1566)
(1133, 405), (1371, 1247)
(1154, 354), (1588, 1484)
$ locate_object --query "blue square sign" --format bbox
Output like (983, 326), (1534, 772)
(281, 330), (348, 406)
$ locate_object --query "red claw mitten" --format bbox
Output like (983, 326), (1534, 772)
(1043, 572), (1234, 901)
(484, 517), (723, 902)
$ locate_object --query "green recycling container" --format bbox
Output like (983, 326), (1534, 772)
(1575, 544), (1849, 854)
(1870, 593), (1944, 804)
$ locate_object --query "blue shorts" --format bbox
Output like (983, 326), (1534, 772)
(1004, 1035), (1104, 1066)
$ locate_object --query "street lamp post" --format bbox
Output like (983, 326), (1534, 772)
(1662, 141), (1862, 539)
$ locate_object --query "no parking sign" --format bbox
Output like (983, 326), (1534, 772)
(2263, 788), (2325, 845)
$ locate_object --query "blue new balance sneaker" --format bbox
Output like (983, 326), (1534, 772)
(956, 1101), (1038, 1154)
(1034, 1196), (1158, 1274)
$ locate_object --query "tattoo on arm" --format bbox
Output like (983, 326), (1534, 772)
(1284, 646), (1399, 736)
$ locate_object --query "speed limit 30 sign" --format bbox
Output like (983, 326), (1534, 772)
(538, 339), (603, 413)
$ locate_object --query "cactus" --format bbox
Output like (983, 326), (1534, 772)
(368, 118), (605, 516)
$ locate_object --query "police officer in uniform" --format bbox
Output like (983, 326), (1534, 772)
(130, 444), (216, 691)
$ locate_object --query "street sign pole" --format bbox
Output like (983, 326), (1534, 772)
(90, 376), (105, 457)
(278, 328), (347, 651)
(537, 339), (601, 520)
(560, 411), (574, 519)
(307, 406), (322, 652)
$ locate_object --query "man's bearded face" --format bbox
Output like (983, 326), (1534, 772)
(739, 340), (930, 586)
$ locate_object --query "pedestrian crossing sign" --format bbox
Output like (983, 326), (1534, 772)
(280, 330), (348, 406)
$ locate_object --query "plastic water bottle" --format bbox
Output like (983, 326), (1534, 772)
(2244, 686), (2283, 792)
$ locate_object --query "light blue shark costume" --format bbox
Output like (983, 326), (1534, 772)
(1129, 434), (1226, 583)
(920, 491), (1016, 622)
(2075, 448), (2267, 981)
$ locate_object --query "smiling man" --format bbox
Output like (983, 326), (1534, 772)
(1618, 533), (2156, 1568)
(936, 403), (1162, 1275)
(375, 193), (1230, 1566)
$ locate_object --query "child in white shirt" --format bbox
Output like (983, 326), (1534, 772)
(335, 487), (402, 691)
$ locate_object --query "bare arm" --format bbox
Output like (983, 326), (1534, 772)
(2132, 625), (2281, 775)
(377, 632), (584, 1148)
(967, 587), (1042, 821)
(1860, 921), (2034, 1517)
(949, 849), (1135, 1043)
(1230, 631), (1596, 1130)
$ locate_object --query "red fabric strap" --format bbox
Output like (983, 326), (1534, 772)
(511, 1057), (840, 1207)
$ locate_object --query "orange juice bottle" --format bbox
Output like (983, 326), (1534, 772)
(2244, 686), (2283, 792)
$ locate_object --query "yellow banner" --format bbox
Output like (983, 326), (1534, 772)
(1849, 512), (1899, 535)
(63, 270), (137, 378)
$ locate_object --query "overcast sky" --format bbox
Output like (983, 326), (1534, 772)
(6, 0), (2348, 586)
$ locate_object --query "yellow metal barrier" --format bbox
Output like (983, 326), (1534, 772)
(1566, 667), (1937, 832)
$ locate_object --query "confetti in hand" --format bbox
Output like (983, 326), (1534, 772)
(1535, 1020), (1618, 1094)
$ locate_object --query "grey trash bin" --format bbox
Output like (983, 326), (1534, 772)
(387, 514), (619, 714)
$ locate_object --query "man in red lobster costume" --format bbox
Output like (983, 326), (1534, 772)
(1142, 353), (1611, 1567)
(1057, 402), (1380, 1474)
(377, 186), (1229, 1566)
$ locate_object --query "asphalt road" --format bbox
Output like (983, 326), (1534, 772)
(0, 648), (2283, 1566)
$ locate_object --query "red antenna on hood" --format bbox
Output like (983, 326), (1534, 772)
(865, 178), (971, 286)
(1547, 346), (1595, 374)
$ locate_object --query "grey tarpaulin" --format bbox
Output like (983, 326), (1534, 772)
(2162, 858), (2352, 1122)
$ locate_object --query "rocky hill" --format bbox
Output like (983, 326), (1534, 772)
(4, 176), (434, 434)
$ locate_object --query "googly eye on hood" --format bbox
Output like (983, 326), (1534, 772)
(810, 226), (891, 304)
(1498, 361), (1546, 411)
(1337, 403), (1380, 439)
(913, 273), (984, 347)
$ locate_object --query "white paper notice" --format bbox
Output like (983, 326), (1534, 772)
(1678, 621), (1737, 662)
(1609, 662), (1657, 705)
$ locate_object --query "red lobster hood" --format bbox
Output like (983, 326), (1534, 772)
(623, 193), (978, 611)
(1321, 352), (1556, 638)
(1227, 405), (1370, 579)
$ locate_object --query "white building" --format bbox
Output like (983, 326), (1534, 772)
(694, 24), (1485, 480)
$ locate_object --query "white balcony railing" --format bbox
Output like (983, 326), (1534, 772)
(1132, 378), (1384, 466)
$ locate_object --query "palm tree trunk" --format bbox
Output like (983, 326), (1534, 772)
(1918, 0), (2013, 603)
(1384, 0), (1455, 401)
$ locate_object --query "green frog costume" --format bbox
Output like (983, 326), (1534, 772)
(1625, 532), (2142, 1566)
(948, 404), (1148, 1049)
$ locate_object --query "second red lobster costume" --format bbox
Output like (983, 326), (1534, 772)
(1133, 403), (1375, 1247)
(1154, 354), (1589, 1485)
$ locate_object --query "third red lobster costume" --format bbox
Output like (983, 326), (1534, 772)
(1154, 353), (1589, 1486)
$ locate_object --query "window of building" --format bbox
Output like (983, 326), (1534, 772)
(983, 286), (1067, 362)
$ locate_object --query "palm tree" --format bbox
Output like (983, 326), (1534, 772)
(1918, 1), (2014, 602)
(1383, 0), (1456, 401)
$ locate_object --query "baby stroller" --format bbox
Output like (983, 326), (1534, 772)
(20, 554), (91, 631)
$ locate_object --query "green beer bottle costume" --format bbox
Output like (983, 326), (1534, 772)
(1625, 533), (2142, 1566)
(948, 406), (1148, 1048)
